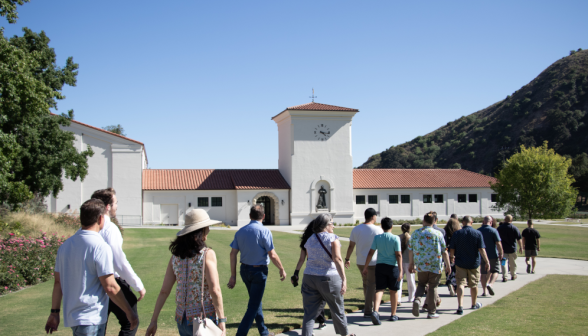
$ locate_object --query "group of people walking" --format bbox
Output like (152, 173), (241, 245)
(44, 190), (542, 336)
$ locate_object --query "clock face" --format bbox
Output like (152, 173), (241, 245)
(314, 124), (331, 141)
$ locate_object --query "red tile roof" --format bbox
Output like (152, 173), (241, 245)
(353, 169), (497, 189)
(142, 169), (291, 190)
(272, 102), (358, 120)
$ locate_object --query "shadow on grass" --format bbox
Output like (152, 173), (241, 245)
(226, 322), (303, 334)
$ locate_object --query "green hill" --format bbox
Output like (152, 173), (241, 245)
(360, 49), (588, 193)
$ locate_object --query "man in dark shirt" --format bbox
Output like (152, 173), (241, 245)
(496, 215), (522, 281)
(478, 216), (503, 296)
(522, 220), (541, 274)
(450, 216), (490, 315)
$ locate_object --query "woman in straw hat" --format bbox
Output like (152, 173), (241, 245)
(146, 209), (227, 336)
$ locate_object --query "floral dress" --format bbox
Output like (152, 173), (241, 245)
(172, 248), (217, 325)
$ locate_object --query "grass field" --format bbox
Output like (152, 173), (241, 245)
(429, 275), (588, 336)
(334, 223), (588, 261)
(0, 229), (394, 336)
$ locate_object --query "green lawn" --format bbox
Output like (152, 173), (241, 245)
(335, 223), (588, 261)
(429, 275), (588, 336)
(0, 229), (390, 336)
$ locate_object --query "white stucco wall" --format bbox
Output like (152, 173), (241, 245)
(274, 110), (357, 226)
(47, 122), (144, 224)
(143, 189), (289, 226)
(352, 188), (502, 222)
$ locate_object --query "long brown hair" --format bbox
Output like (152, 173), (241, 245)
(444, 218), (461, 238)
(169, 228), (208, 259)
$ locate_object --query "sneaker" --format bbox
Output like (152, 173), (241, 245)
(471, 302), (483, 310)
(512, 275), (517, 281)
(370, 311), (381, 325)
(318, 323), (327, 330)
(388, 315), (399, 322)
(502, 277), (507, 282)
(487, 285), (495, 296)
(527, 264), (531, 273)
(412, 300), (420, 317)
(427, 313), (440, 319)
(397, 302), (401, 307)
(531, 271), (536, 274)
(456, 307), (464, 315)
(480, 293), (487, 297)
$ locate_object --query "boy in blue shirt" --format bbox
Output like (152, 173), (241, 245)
(363, 217), (402, 324)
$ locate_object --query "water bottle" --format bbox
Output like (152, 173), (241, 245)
(501, 257), (507, 266)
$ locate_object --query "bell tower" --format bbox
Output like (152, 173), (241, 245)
(272, 102), (359, 225)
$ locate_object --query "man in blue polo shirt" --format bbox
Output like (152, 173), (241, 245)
(450, 216), (490, 315)
(478, 216), (503, 296)
(228, 204), (286, 336)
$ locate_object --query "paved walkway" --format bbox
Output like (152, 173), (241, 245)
(277, 256), (588, 336)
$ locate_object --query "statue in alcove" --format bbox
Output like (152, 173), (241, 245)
(316, 185), (327, 209)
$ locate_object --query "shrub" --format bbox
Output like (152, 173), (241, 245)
(0, 233), (64, 295)
(1, 213), (78, 239)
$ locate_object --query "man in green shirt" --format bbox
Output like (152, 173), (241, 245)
(363, 217), (402, 324)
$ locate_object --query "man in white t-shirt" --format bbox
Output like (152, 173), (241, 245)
(345, 208), (384, 317)
(92, 188), (145, 336)
(45, 199), (138, 336)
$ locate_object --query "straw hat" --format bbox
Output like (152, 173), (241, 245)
(177, 209), (222, 236)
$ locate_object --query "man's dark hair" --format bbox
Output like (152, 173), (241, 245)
(249, 204), (264, 221)
(527, 219), (533, 226)
(462, 215), (473, 225)
(80, 199), (106, 227)
(423, 212), (435, 225)
(91, 188), (116, 207)
(364, 208), (377, 221)
(450, 214), (457, 219)
(381, 217), (393, 231)
(401, 223), (411, 233)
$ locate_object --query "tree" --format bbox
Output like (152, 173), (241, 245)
(0, 0), (30, 23)
(102, 124), (126, 136)
(491, 142), (578, 220)
(0, 28), (93, 205)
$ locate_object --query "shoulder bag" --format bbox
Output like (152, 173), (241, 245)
(193, 248), (223, 336)
(315, 233), (333, 260)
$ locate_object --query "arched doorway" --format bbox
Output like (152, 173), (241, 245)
(256, 196), (274, 225)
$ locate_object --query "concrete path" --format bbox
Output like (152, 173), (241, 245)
(277, 257), (588, 336)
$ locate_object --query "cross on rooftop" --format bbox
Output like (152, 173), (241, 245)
(309, 88), (317, 102)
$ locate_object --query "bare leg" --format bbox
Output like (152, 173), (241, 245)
(470, 286), (478, 306)
(389, 290), (398, 315)
(531, 256), (536, 272)
(456, 285), (465, 308)
(489, 272), (499, 286)
(480, 274), (488, 295)
(373, 291), (384, 313)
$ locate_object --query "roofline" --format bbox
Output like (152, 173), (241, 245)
(271, 104), (360, 120)
(353, 186), (493, 189)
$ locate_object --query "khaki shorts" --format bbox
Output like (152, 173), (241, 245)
(456, 266), (480, 288)
(525, 249), (538, 257)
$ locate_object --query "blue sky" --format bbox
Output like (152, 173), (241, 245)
(4, 0), (587, 169)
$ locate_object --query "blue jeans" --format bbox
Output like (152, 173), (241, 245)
(236, 264), (269, 336)
(71, 324), (106, 336)
(177, 313), (192, 336)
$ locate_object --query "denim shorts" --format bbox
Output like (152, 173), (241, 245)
(71, 323), (106, 336)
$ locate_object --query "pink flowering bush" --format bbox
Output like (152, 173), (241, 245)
(0, 232), (65, 295)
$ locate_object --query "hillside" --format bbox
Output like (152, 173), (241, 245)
(360, 49), (588, 192)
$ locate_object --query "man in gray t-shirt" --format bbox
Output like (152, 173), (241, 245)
(45, 199), (138, 336)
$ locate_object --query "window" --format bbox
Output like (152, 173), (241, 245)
(389, 195), (399, 204)
(458, 194), (467, 203)
(211, 197), (222, 207)
(401, 195), (410, 204)
(356, 195), (365, 204)
(197, 197), (208, 207)
(491, 193), (498, 202)
(368, 195), (378, 204)
(469, 194), (478, 203)
(434, 194), (444, 203)
(423, 194), (432, 203)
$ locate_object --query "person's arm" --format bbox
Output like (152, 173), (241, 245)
(204, 250), (226, 336)
(344, 241), (356, 269)
(496, 241), (504, 260)
(517, 239), (523, 254)
(522, 236), (526, 251)
(479, 248), (490, 272)
(145, 257), (176, 336)
(395, 251), (403, 282)
(442, 250), (451, 274)
(45, 272), (62, 334)
(292, 249), (307, 284)
(331, 239), (347, 295)
(105, 230), (146, 300)
(537, 238), (541, 252)
(227, 248), (239, 289)
(99, 274), (139, 330)
(408, 249), (415, 273)
(362, 249), (376, 275)
(268, 249), (287, 281)
(450, 248), (455, 264)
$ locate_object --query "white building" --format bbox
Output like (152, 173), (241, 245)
(51, 102), (501, 226)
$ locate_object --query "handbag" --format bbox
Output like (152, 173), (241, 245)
(192, 248), (223, 336)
